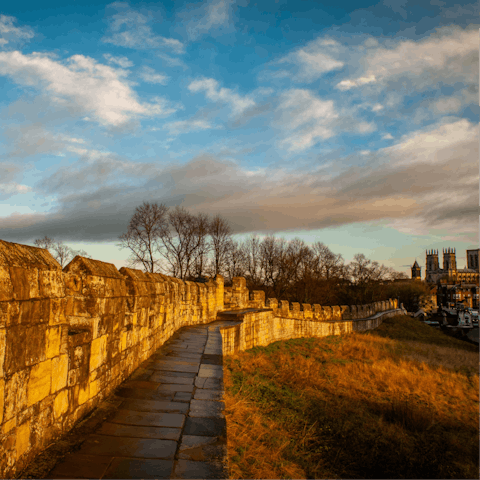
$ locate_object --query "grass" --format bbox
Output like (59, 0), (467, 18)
(223, 315), (479, 479)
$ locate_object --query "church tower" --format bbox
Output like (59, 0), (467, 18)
(411, 260), (421, 280)
(443, 247), (457, 278)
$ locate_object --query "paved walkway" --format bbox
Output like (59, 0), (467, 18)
(47, 319), (241, 479)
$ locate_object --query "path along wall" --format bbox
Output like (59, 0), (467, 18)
(220, 277), (402, 355)
(0, 240), (225, 479)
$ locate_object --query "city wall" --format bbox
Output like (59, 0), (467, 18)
(220, 277), (400, 354)
(0, 239), (401, 478)
(0, 240), (225, 479)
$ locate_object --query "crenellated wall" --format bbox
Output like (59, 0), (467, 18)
(219, 277), (401, 355)
(0, 240), (225, 479)
(0, 240), (402, 478)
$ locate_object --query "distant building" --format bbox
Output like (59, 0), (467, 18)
(419, 248), (479, 309)
(424, 248), (479, 285)
(411, 260), (421, 280)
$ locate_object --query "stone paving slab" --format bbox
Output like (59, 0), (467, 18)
(120, 398), (189, 414)
(189, 399), (225, 418)
(48, 453), (113, 479)
(153, 363), (200, 373)
(114, 387), (175, 402)
(78, 434), (177, 459)
(157, 383), (195, 393)
(96, 422), (182, 440)
(174, 391), (193, 402)
(183, 417), (227, 437)
(195, 377), (224, 389)
(178, 435), (228, 461)
(194, 389), (224, 401)
(44, 318), (239, 479)
(110, 409), (186, 428)
(173, 459), (228, 479)
(149, 372), (195, 384)
(103, 458), (174, 479)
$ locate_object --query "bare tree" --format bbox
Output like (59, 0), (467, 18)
(311, 242), (345, 281)
(33, 236), (91, 268)
(160, 206), (208, 280)
(260, 235), (288, 297)
(34, 236), (55, 250)
(208, 214), (233, 277)
(118, 201), (169, 273)
(242, 234), (263, 288)
(224, 239), (247, 284)
(188, 212), (211, 279)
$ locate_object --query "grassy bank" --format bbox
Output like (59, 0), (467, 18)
(223, 315), (479, 479)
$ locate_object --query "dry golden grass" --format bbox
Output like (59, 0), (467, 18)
(223, 316), (479, 479)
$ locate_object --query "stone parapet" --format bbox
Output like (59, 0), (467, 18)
(220, 308), (405, 356)
(0, 240), (226, 479)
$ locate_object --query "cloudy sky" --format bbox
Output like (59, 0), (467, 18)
(0, 0), (478, 275)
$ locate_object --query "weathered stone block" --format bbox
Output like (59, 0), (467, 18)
(89, 334), (107, 373)
(4, 370), (28, 422)
(16, 420), (31, 460)
(46, 326), (61, 359)
(76, 383), (90, 406)
(24, 324), (47, 367)
(19, 299), (50, 325)
(48, 298), (66, 325)
(27, 359), (52, 407)
(9, 267), (40, 301)
(53, 389), (68, 419)
(63, 274), (82, 295)
(51, 355), (68, 393)
(38, 270), (65, 298)
(0, 377), (4, 425)
(0, 266), (13, 302)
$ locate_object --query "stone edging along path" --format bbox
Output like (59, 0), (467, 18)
(42, 318), (241, 480)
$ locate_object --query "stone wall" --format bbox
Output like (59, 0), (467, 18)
(0, 240), (225, 479)
(219, 277), (401, 355)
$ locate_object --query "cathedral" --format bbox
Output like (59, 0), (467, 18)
(410, 248), (479, 309)
(424, 248), (479, 284)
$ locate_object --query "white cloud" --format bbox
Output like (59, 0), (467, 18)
(139, 66), (169, 85)
(274, 89), (338, 152)
(163, 118), (219, 135)
(383, 118), (477, 167)
(182, 0), (233, 40)
(0, 183), (32, 194)
(0, 51), (177, 127)
(430, 97), (462, 114)
(103, 53), (134, 68)
(336, 75), (377, 91)
(382, 133), (394, 140)
(103, 6), (184, 54)
(0, 15), (34, 47)
(274, 37), (345, 82)
(188, 77), (255, 115)
(336, 26), (477, 92)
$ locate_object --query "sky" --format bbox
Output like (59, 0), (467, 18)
(0, 0), (478, 276)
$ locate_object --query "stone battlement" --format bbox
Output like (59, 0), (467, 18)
(224, 276), (397, 321)
(0, 239), (225, 478)
(0, 239), (399, 478)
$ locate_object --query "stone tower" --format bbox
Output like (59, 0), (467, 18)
(426, 250), (439, 274)
(411, 260), (421, 280)
(443, 247), (456, 277)
(467, 249), (479, 271)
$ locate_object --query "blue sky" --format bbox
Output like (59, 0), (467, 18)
(0, 0), (478, 275)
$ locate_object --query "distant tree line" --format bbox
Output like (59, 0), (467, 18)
(116, 202), (429, 308)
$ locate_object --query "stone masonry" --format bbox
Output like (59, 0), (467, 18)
(0, 239), (400, 478)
